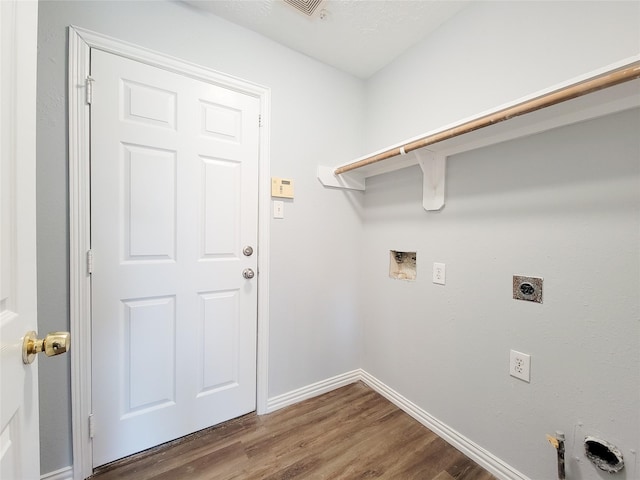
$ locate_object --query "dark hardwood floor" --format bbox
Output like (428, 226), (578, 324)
(91, 382), (497, 480)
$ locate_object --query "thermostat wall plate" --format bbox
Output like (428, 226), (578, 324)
(271, 177), (294, 198)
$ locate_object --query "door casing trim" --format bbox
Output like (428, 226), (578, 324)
(68, 26), (271, 480)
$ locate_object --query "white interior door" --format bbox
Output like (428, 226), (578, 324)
(0, 1), (40, 479)
(90, 49), (260, 467)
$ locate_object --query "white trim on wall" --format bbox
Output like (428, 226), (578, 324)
(358, 371), (531, 480)
(68, 26), (271, 480)
(55, 368), (530, 480)
(265, 369), (530, 480)
(266, 370), (362, 413)
(41, 466), (73, 480)
(68, 26), (92, 480)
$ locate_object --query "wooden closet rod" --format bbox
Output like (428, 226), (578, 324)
(335, 61), (640, 175)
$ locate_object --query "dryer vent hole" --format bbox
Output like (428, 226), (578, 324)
(584, 437), (624, 473)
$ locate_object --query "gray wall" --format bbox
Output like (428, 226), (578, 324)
(365, 1), (640, 151)
(36, 1), (640, 479)
(36, 1), (364, 473)
(361, 2), (640, 479)
(360, 109), (640, 479)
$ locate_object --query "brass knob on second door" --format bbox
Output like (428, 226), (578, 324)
(242, 268), (255, 279)
(22, 331), (71, 364)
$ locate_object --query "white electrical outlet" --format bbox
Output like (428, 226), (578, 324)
(433, 263), (446, 285)
(509, 350), (531, 382)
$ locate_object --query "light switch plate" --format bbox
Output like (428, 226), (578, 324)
(273, 200), (284, 219)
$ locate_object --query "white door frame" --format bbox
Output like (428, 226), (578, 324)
(68, 26), (271, 480)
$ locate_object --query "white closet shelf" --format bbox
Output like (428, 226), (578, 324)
(318, 57), (640, 211)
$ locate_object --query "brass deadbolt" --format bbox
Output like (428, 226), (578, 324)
(22, 331), (71, 364)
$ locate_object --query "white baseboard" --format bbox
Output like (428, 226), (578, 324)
(265, 369), (362, 413)
(358, 371), (531, 480)
(41, 465), (73, 480)
(266, 369), (530, 480)
(57, 370), (527, 480)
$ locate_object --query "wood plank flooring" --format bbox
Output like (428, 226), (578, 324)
(91, 382), (497, 480)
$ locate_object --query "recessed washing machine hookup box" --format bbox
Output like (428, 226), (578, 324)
(389, 251), (417, 281)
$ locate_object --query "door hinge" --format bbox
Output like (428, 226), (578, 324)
(86, 76), (94, 105)
(258, 114), (262, 127)
(89, 414), (95, 438)
(87, 249), (94, 274)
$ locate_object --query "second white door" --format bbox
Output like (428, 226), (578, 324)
(90, 49), (260, 467)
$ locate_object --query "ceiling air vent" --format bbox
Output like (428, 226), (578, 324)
(283, 0), (325, 17)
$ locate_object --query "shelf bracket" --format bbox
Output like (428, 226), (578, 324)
(317, 150), (444, 211)
(317, 165), (365, 191)
(416, 150), (446, 211)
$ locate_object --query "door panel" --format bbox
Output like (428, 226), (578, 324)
(90, 49), (259, 467)
(0, 1), (39, 478)
(125, 144), (176, 259)
(202, 157), (241, 256)
(198, 290), (239, 393)
(124, 296), (176, 414)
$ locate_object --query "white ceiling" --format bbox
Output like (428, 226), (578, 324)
(183, 0), (470, 79)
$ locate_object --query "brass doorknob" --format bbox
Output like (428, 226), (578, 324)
(22, 331), (70, 364)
